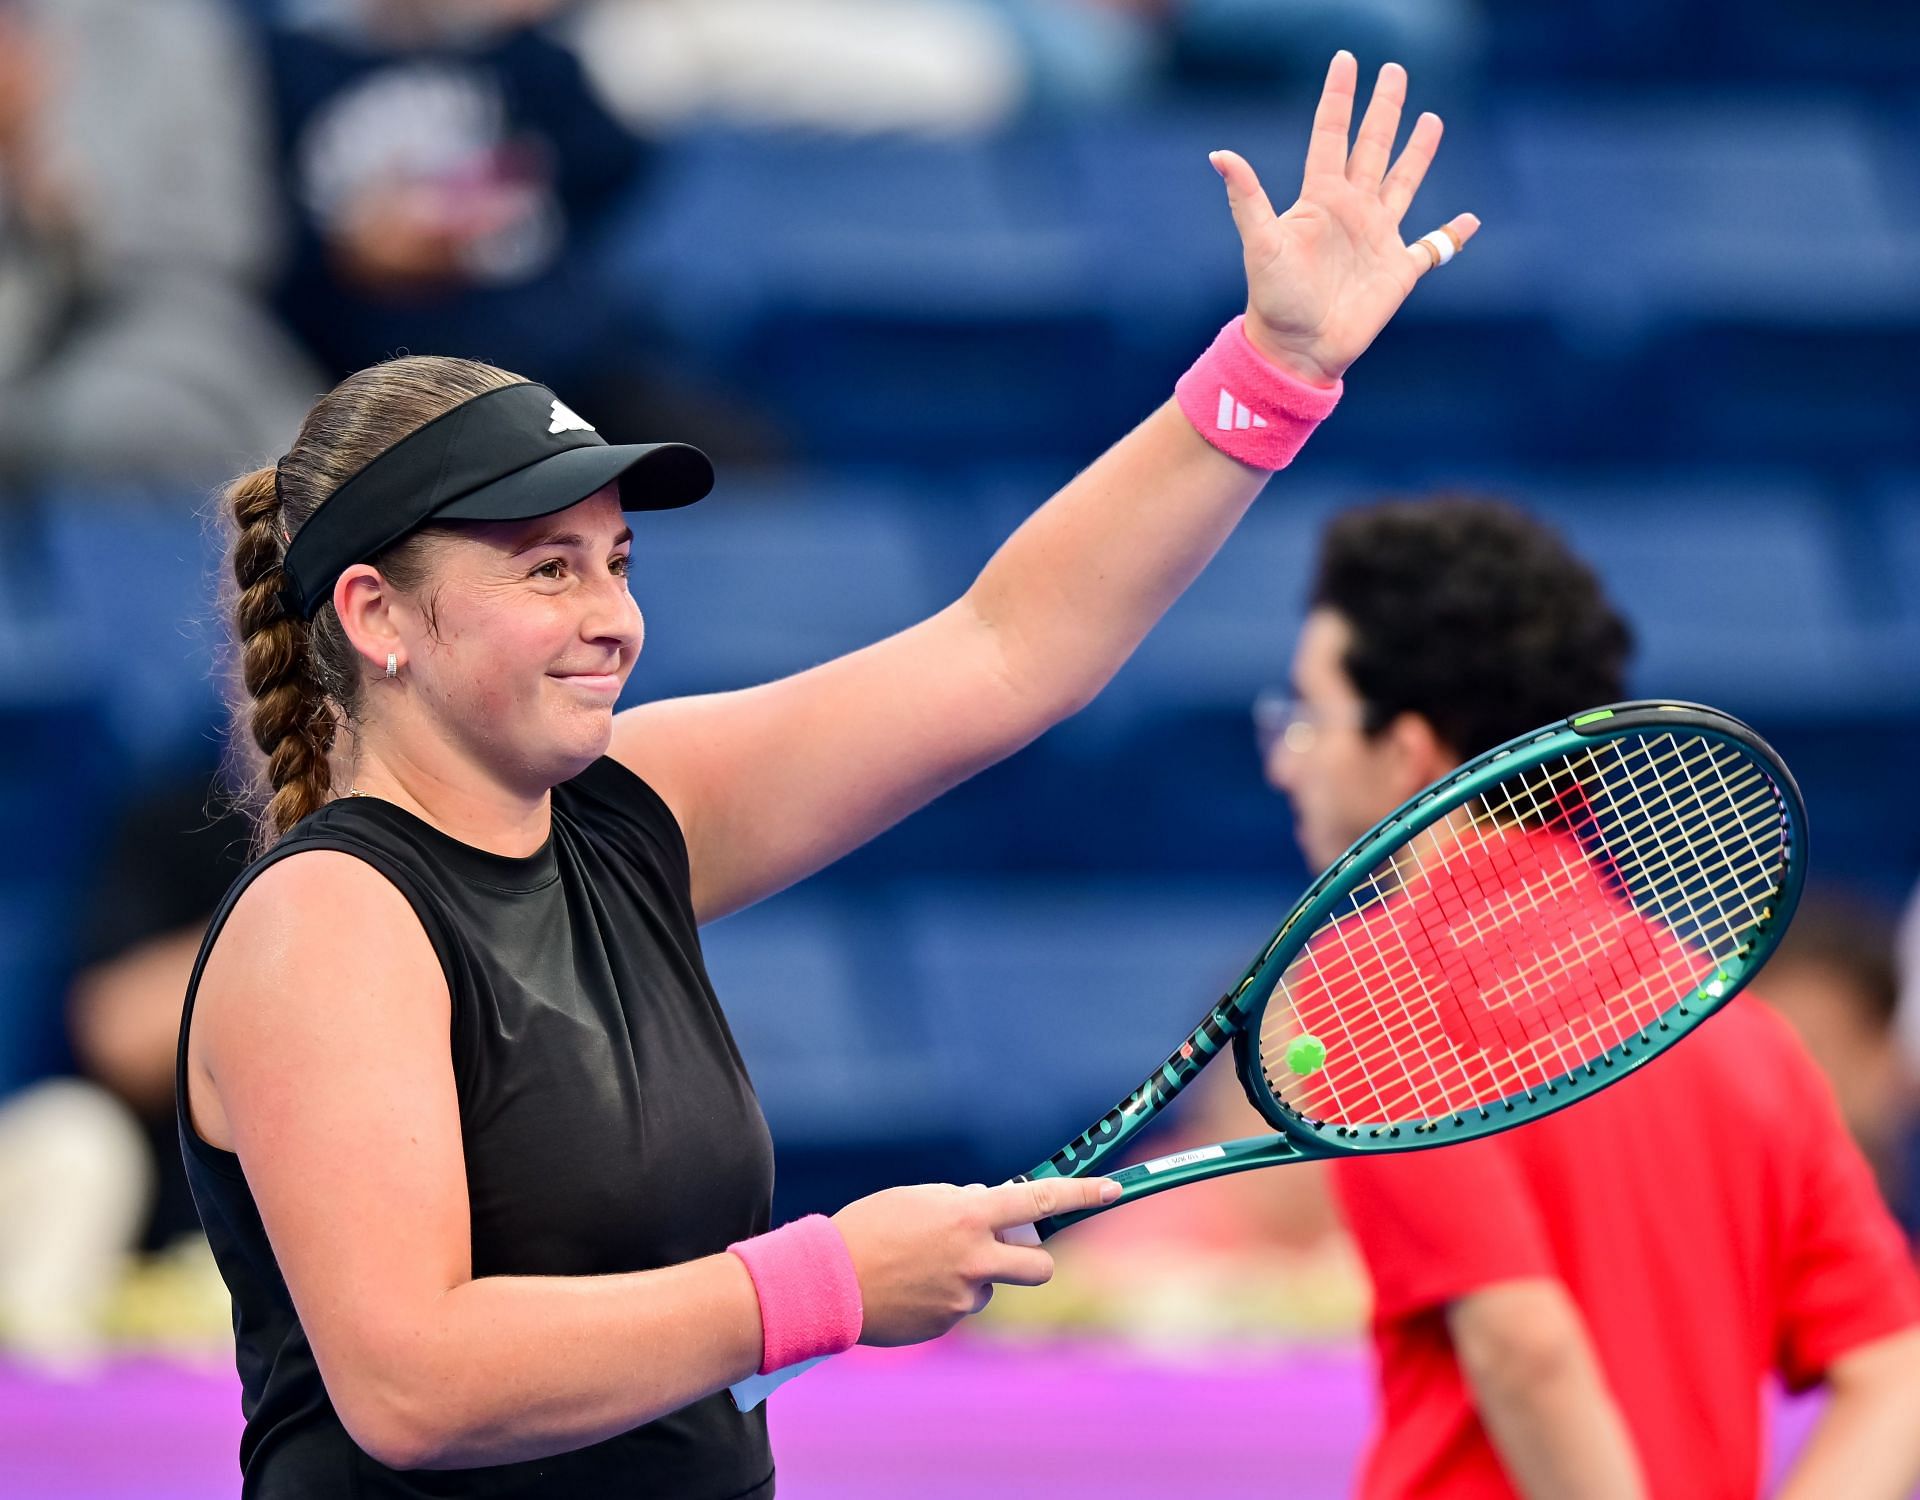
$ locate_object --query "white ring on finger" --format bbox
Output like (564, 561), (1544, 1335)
(1417, 227), (1459, 268)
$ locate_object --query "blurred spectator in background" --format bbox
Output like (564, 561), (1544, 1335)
(0, 1078), (146, 1365)
(571, 0), (1478, 128)
(1761, 894), (1920, 1245)
(66, 762), (251, 1259)
(255, 0), (651, 425)
(1898, 884), (1920, 1159)
(0, 0), (318, 483)
(570, 0), (1027, 134)
(0, 757), (246, 1364)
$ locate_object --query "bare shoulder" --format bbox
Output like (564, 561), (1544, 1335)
(195, 846), (445, 1030)
(188, 848), (448, 1152)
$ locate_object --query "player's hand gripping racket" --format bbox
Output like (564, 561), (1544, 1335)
(733, 701), (1806, 1408)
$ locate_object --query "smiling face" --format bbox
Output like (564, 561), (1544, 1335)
(382, 485), (641, 793)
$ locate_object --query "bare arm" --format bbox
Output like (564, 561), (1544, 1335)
(188, 852), (1110, 1470)
(1447, 1280), (1648, 1500)
(616, 402), (1262, 921)
(191, 853), (762, 1469)
(612, 53), (1479, 922)
(1775, 1327), (1920, 1500)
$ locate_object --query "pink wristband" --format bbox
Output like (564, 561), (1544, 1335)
(1174, 316), (1343, 470)
(728, 1215), (864, 1375)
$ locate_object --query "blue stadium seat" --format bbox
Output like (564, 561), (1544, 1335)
(894, 879), (1295, 1161)
(1475, 0), (1730, 83)
(0, 898), (75, 1101)
(1759, 469), (1920, 895)
(611, 126), (1098, 319)
(1500, 97), (1910, 331)
(1731, 0), (1920, 88)
(976, 465), (1912, 731)
(37, 490), (225, 769)
(1869, 473), (1920, 647)
(1518, 473), (1907, 714)
(621, 476), (948, 703)
(1494, 99), (1919, 463)
(603, 130), (1113, 461)
(699, 890), (958, 1149)
(1873, 105), (1920, 235)
(0, 694), (108, 1100)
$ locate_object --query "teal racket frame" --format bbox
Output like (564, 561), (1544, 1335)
(1024, 701), (1807, 1235)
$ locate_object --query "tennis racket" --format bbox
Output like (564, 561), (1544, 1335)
(732, 699), (1806, 1407)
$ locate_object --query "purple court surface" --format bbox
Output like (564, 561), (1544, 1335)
(0, 1339), (1835, 1498)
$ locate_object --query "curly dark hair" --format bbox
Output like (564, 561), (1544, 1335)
(1309, 496), (1634, 761)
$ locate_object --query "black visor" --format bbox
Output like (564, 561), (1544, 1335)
(278, 381), (713, 619)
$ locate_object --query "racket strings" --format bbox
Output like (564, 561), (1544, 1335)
(1574, 740), (1780, 953)
(1429, 732), (1782, 1100)
(1446, 729), (1779, 1096)
(1310, 735), (1764, 929)
(1255, 730), (1790, 1132)
(1279, 864), (1747, 1126)
(1272, 746), (1769, 1122)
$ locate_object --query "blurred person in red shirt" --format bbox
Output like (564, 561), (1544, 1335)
(1755, 894), (1919, 1246)
(1256, 497), (1920, 1499)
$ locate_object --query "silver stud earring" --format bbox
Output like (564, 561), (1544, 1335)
(386, 652), (398, 679)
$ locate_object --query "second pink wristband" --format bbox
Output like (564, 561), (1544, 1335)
(728, 1215), (864, 1376)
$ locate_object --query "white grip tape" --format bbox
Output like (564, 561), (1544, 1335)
(1417, 228), (1457, 267)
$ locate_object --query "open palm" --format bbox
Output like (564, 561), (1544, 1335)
(1213, 53), (1479, 386)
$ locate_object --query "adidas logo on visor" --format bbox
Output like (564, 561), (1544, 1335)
(549, 399), (596, 435)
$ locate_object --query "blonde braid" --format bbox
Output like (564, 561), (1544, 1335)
(226, 465), (337, 846)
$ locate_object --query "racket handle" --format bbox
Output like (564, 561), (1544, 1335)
(729, 1354), (830, 1411)
(1030, 1133), (1309, 1238)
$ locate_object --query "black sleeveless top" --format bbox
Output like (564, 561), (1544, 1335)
(177, 757), (777, 1498)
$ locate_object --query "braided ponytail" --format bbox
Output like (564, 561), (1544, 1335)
(226, 466), (337, 847)
(220, 355), (527, 850)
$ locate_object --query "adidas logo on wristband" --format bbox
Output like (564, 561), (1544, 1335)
(1215, 390), (1271, 431)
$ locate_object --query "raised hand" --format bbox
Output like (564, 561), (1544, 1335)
(1211, 52), (1480, 386)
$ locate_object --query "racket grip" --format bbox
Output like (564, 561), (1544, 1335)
(1031, 1210), (1082, 1242)
(729, 1354), (830, 1410)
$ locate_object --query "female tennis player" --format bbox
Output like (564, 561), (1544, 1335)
(178, 53), (1475, 1496)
